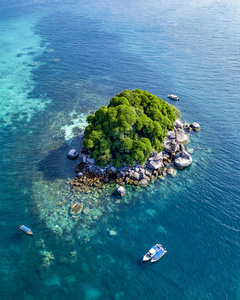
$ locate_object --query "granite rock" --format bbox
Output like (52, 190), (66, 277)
(148, 160), (164, 170)
(138, 179), (149, 186)
(174, 150), (192, 169)
(190, 122), (201, 131)
(175, 128), (189, 144)
(116, 186), (126, 197)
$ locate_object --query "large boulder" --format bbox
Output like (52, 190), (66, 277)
(116, 186), (126, 197)
(82, 155), (88, 163)
(130, 171), (140, 181)
(190, 122), (201, 131)
(118, 170), (125, 178)
(70, 203), (83, 215)
(166, 167), (177, 176)
(110, 166), (117, 173)
(148, 152), (163, 161)
(164, 139), (179, 154)
(167, 131), (176, 139)
(138, 179), (149, 186)
(87, 157), (95, 164)
(140, 171), (150, 181)
(148, 160), (164, 170)
(175, 129), (189, 144)
(185, 124), (193, 132)
(179, 143), (185, 151)
(174, 119), (184, 129)
(144, 168), (152, 177)
(174, 150), (192, 169)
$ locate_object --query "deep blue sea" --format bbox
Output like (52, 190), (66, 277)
(0, 0), (240, 299)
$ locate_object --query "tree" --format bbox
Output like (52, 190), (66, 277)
(83, 89), (177, 167)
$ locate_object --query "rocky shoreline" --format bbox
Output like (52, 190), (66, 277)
(71, 120), (200, 195)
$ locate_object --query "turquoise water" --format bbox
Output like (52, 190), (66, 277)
(0, 0), (240, 299)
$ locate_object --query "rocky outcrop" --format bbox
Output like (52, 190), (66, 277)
(72, 118), (200, 192)
(70, 203), (83, 215)
(116, 186), (126, 197)
(174, 150), (192, 169)
(175, 128), (189, 144)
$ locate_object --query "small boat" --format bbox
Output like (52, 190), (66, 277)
(19, 225), (33, 235)
(151, 247), (167, 263)
(168, 94), (179, 100)
(143, 244), (162, 262)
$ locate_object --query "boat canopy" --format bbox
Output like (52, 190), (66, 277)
(154, 249), (164, 258)
(21, 225), (31, 232)
(152, 245), (159, 251)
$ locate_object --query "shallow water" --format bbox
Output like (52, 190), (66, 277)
(0, 0), (240, 299)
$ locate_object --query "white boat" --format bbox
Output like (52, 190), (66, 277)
(151, 247), (167, 263)
(143, 244), (162, 262)
(168, 94), (179, 100)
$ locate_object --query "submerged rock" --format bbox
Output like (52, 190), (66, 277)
(187, 148), (194, 154)
(174, 150), (192, 169)
(108, 229), (117, 236)
(83, 207), (90, 215)
(116, 186), (126, 197)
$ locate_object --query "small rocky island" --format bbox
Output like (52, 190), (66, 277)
(71, 89), (200, 195)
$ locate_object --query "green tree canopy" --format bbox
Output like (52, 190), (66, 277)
(83, 89), (177, 167)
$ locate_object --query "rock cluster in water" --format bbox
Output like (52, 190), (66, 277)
(72, 120), (200, 195)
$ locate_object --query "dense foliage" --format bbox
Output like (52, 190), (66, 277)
(83, 89), (177, 167)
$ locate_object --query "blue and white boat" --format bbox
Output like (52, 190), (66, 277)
(151, 247), (167, 263)
(143, 244), (162, 262)
(19, 225), (33, 235)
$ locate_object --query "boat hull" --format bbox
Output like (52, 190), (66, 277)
(168, 94), (179, 100)
(142, 244), (162, 262)
(151, 249), (167, 263)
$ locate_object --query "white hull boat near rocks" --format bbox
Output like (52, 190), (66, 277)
(168, 94), (179, 100)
